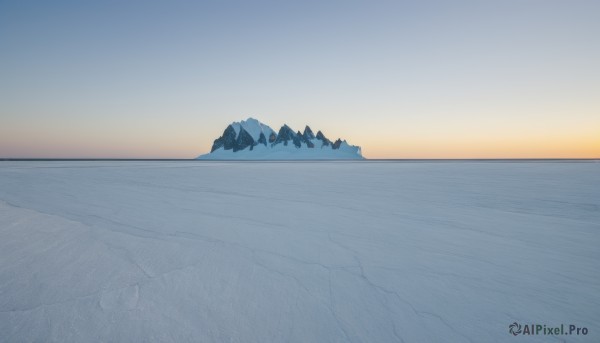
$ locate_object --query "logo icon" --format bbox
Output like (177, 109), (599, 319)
(509, 322), (522, 336)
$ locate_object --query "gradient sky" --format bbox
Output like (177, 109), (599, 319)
(1, 0), (599, 158)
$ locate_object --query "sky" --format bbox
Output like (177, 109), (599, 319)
(1, 0), (599, 159)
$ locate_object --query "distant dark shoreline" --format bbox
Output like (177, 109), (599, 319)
(1, 158), (598, 163)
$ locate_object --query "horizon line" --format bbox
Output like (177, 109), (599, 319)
(2, 158), (598, 162)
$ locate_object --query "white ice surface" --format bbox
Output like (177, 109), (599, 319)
(0, 161), (598, 342)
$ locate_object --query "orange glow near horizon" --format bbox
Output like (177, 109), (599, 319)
(1, 123), (598, 159)
(2, 103), (599, 159)
(359, 130), (600, 159)
(362, 137), (600, 159)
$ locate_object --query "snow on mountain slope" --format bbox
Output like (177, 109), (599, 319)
(230, 118), (275, 142)
(199, 118), (363, 159)
(201, 143), (362, 160)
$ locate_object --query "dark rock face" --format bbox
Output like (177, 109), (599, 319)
(258, 133), (267, 146)
(303, 126), (315, 140)
(212, 125), (258, 152)
(234, 127), (255, 152)
(290, 131), (301, 148)
(222, 125), (238, 150)
(293, 135), (301, 148)
(211, 138), (224, 153)
(207, 120), (361, 157)
(315, 130), (332, 147)
(332, 138), (342, 150)
(211, 125), (238, 152)
(298, 130), (314, 148)
(274, 125), (297, 147)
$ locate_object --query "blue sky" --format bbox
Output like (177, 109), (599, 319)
(1, 0), (599, 158)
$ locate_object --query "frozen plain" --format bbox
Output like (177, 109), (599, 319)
(0, 161), (598, 342)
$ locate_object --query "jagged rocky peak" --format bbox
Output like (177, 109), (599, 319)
(210, 118), (275, 153)
(272, 124), (303, 148)
(200, 118), (363, 160)
(303, 126), (315, 140)
(315, 130), (332, 147)
(332, 138), (343, 150)
(210, 124), (237, 152)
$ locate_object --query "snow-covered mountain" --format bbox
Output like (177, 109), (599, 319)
(198, 118), (364, 160)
